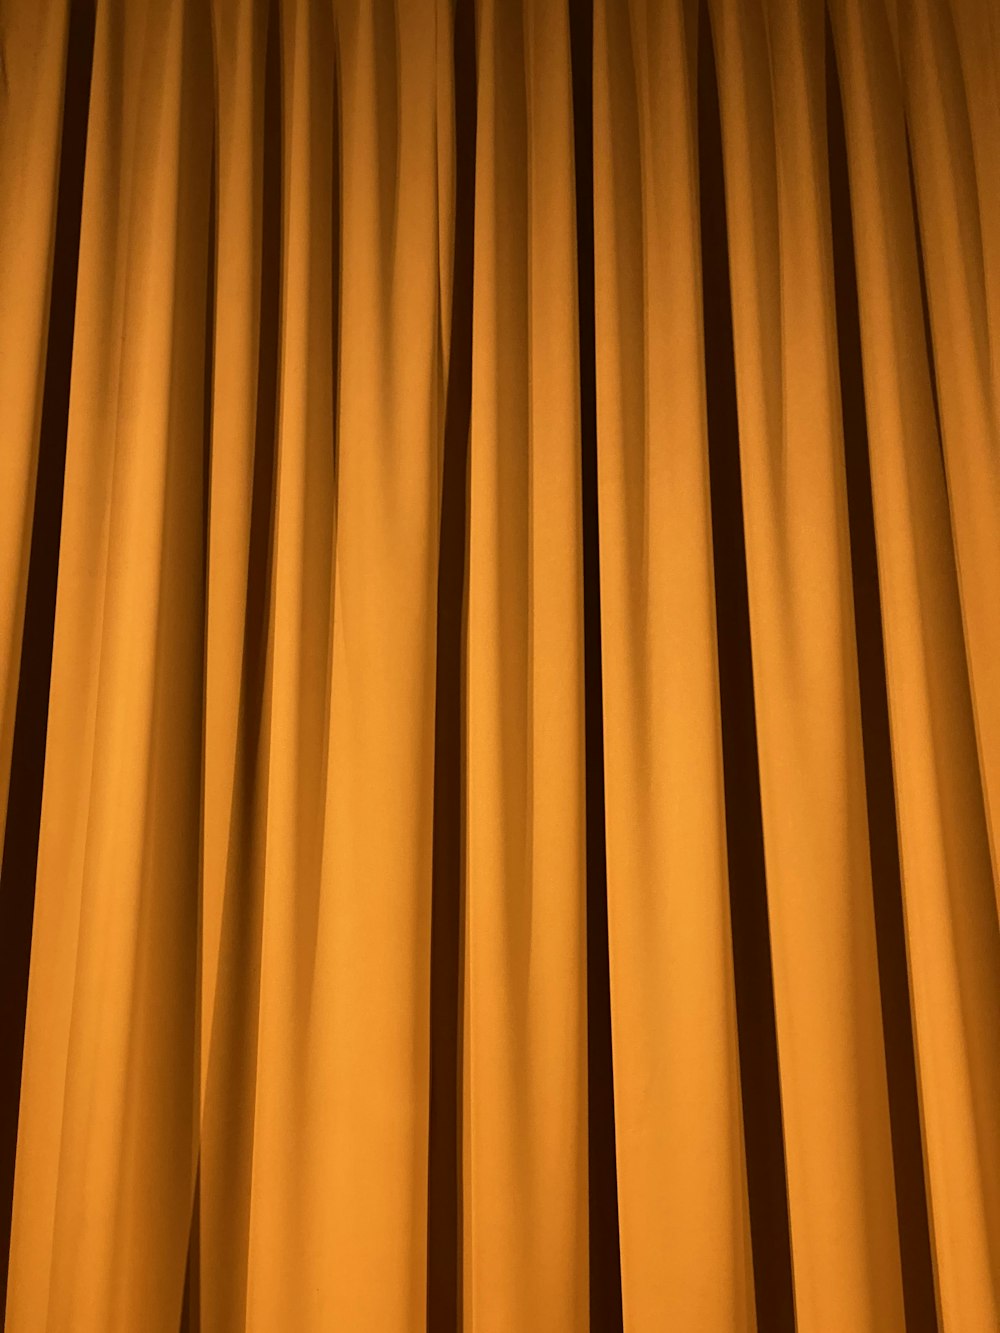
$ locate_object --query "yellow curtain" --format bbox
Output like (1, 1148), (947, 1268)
(1, 0), (998, 1328)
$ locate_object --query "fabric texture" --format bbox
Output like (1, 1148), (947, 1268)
(1, 0), (998, 1328)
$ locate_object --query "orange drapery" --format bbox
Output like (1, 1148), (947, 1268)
(1, 0), (998, 1328)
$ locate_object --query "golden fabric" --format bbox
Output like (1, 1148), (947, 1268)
(1, 0), (998, 1328)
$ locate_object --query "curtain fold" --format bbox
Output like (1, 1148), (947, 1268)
(1, 0), (998, 1328)
(829, 3), (1000, 1324)
(593, 2), (752, 1326)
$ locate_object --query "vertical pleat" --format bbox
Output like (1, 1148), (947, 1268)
(5, 0), (213, 1328)
(464, 0), (589, 1326)
(707, 0), (905, 1326)
(895, 0), (1000, 911)
(5, 2), (140, 1320)
(944, 0), (1000, 420)
(200, 0), (266, 1151)
(0, 0), (71, 835)
(592, 1), (752, 1327)
(829, 1), (1000, 1324)
(425, 0), (473, 1323)
(239, 0), (335, 1324)
(300, 0), (444, 1324)
(0, 0), (92, 1299)
(197, 2), (269, 1326)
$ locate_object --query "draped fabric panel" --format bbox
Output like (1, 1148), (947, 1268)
(1, 0), (998, 1329)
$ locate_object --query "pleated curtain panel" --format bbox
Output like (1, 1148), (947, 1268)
(2, 0), (1000, 1328)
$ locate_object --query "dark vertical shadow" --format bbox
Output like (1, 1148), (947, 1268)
(179, 1161), (201, 1333)
(371, 0), (400, 314)
(826, 19), (940, 1329)
(905, 144), (946, 471)
(179, 82), (218, 1333)
(195, 3), (281, 1326)
(331, 43), (341, 517)
(425, 0), (476, 1326)
(567, 1), (624, 1328)
(0, 1), (95, 1304)
(697, 7), (797, 1329)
